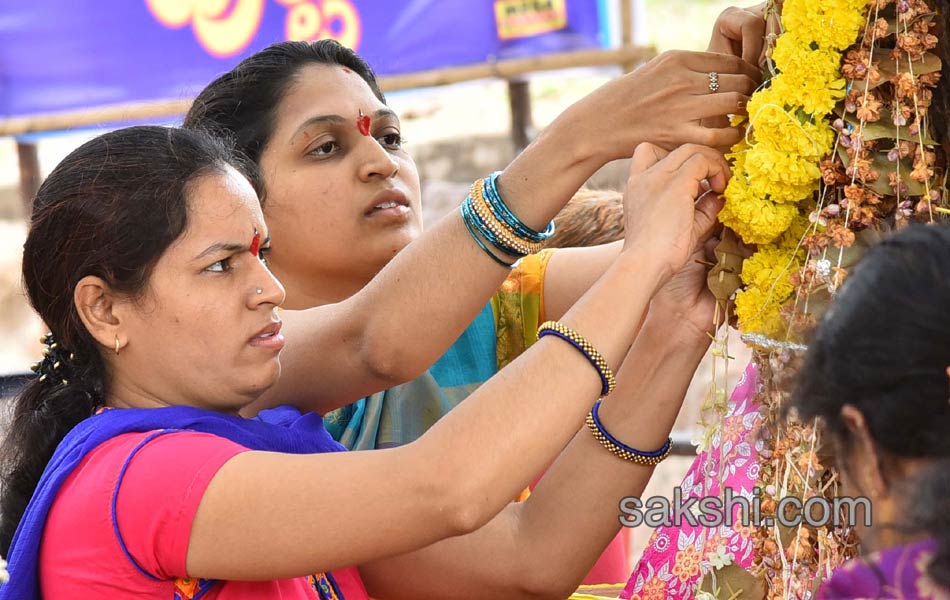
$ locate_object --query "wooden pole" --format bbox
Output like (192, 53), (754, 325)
(507, 78), (533, 152)
(0, 46), (655, 137)
(16, 141), (41, 215)
(620, 0), (636, 73)
(381, 46), (653, 90)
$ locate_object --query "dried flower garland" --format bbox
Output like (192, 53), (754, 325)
(697, 0), (947, 598)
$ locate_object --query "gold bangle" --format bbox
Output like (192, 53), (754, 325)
(470, 180), (547, 255)
(537, 320), (616, 396)
(585, 412), (672, 466)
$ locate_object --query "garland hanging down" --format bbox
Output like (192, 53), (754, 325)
(705, 0), (945, 598)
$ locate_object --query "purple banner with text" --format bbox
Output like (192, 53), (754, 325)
(1, 0), (608, 119)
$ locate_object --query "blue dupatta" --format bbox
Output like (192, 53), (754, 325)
(1, 404), (344, 600)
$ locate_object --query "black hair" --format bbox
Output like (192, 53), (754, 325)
(184, 39), (384, 198)
(792, 224), (950, 587)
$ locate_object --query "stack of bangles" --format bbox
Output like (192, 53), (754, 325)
(460, 172), (556, 268)
(537, 320), (673, 467)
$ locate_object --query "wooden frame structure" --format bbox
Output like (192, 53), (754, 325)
(4, 0), (653, 207)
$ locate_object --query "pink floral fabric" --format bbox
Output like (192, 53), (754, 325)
(621, 362), (763, 599)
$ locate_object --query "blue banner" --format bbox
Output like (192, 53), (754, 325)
(0, 0), (607, 119)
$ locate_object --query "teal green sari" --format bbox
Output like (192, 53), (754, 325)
(323, 250), (554, 450)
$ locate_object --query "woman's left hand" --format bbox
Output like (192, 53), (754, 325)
(545, 50), (760, 164)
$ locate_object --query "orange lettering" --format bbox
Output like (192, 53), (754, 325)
(146, 0), (199, 27)
(283, 0), (361, 51)
(286, 2), (322, 40)
(145, 0), (265, 57)
(322, 0), (361, 50)
(193, 0), (265, 57)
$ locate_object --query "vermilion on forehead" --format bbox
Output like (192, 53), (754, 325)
(250, 229), (261, 257)
(357, 110), (371, 136)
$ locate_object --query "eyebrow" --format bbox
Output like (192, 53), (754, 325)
(293, 108), (399, 139)
(194, 236), (272, 261)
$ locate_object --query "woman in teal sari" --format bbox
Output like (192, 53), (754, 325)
(184, 35), (762, 581)
(183, 38), (762, 443)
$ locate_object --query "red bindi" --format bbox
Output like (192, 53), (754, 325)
(342, 67), (352, 74)
(357, 110), (371, 136)
(249, 229), (261, 257)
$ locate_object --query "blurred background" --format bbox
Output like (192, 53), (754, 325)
(0, 0), (746, 570)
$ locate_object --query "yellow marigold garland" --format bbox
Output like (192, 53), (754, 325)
(722, 0), (868, 338)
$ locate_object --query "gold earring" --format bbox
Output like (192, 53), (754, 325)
(114, 335), (121, 356)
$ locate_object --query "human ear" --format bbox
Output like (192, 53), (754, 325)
(840, 404), (886, 498)
(73, 275), (128, 354)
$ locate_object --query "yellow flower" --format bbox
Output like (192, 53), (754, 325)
(744, 145), (821, 204)
(749, 107), (835, 160)
(740, 247), (801, 299)
(778, 213), (813, 250)
(769, 70), (847, 117)
(720, 179), (800, 245)
(735, 286), (787, 338)
(717, 0), (866, 338)
(772, 33), (842, 82)
(781, 0), (868, 51)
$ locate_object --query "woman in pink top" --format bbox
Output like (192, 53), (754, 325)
(1, 124), (727, 599)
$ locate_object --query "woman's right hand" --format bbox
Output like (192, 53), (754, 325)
(621, 143), (730, 279)
(549, 50), (760, 162)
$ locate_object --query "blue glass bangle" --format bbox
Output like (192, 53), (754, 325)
(459, 202), (520, 269)
(537, 328), (611, 396)
(464, 195), (529, 258)
(591, 399), (672, 458)
(463, 197), (525, 259)
(483, 172), (554, 242)
(483, 172), (556, 243)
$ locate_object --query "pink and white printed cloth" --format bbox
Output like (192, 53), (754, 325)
(622, 362), (764, 599)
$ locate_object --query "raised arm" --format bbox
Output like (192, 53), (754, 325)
(359, 154), (726, 600)
(254, 52), (758, 415)
(543, 4), (771, 320)
(184, 144), (729, 581)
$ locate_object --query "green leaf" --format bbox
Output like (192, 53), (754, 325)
(698, 564), (766, 600)
(885, 12), (935, 35)
(849, 51), (941, 94)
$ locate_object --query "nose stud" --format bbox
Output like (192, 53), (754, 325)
(255, 287), (263, 295)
